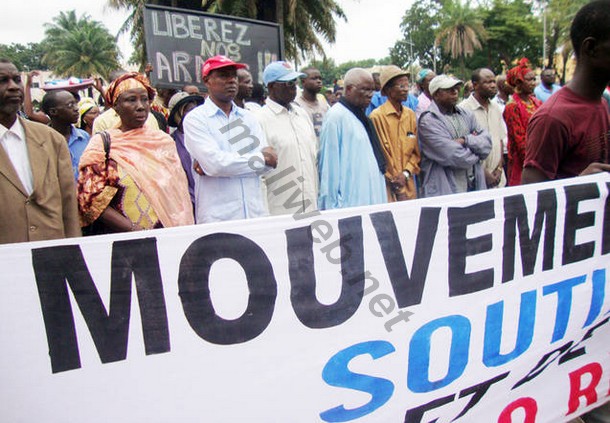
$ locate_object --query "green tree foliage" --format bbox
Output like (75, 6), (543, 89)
(305, 57), (392, 86)
(480, 0), (541, 72)
(389, 0), (445, 71)
(108, 0), (151, 68)
(42, 11), (121, 79)
(435, 0), (487, 78)
(543, 0), (587, 70)
(392, 0), (544, 79)
(0, 43), (46, 71)
(107, 0), (345, 68)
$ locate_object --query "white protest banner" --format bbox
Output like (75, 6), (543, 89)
(0, 174), (609, 422)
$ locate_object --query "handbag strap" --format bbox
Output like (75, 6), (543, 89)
(96, 130), (111, 166)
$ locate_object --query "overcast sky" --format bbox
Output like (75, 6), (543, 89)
(4, 0), (411, 65)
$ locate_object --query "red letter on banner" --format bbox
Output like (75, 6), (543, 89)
(498, 397), (538, 423)
(567, 362), (603, 414)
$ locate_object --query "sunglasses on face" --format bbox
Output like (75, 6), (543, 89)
(275, 80), (297, 87)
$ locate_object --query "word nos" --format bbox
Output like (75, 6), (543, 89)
(319, 272), (609, 422)
(153, 51), (278, 85)
(30, 181), (610, 374)
(150, 9), (250, 85)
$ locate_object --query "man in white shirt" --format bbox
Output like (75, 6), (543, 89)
(184, 55), (278, 223)
(254, 61), (318, 216)
(0, 59), (80, 244)
(459, 68), (507, 188)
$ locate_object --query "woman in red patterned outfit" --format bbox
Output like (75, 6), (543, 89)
(503, 58), (542, 185)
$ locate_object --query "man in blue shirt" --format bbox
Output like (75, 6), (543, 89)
(184, 55), (278, 223)
(41, 90), (90, 180)
(318, 68), (387, 209)
(533, 68), (561, 102)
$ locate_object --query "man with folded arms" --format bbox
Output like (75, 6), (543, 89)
(184, 55), (277, 223)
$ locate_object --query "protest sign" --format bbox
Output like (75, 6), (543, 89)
(142, 4), (283, 89)
(0, 174), (609, 422)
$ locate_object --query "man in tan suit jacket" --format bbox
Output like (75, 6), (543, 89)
(0, 59), (80, 244)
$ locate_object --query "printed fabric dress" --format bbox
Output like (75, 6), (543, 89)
(77, 127), (194, 231)
(503, 93), (542, 186)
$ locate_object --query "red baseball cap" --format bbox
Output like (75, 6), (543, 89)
(201, 55), (247, 77)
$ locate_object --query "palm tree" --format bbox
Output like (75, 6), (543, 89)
(214, 0), (345, 63)
(42, 11), (121, 79)
(544, 0), (588, 68)
(435, 0), (487, 78)
(107, 0), (345, 68)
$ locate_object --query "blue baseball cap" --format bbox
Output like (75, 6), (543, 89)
(263, 61), (305, 86)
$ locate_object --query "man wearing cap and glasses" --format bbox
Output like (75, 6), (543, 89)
(253, 61), (319, 216)
(370, 65), (420, 202)
(417, 74), (492, 197)
(318, 68), (387, 209)
(184, 55), (278, 223)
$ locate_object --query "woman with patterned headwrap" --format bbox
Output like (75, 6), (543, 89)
(503, 58), (542, 185)
(77, 97), (100, 136)
(77, 72), (194, 233)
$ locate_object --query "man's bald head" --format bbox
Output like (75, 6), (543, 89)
(344, 68), (373, 87)
(343, 68), (375, 110)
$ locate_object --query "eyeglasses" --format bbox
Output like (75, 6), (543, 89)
(353, 85), (375, 94)
(390, 84), (409, 90)
(274, 80), (297, 87)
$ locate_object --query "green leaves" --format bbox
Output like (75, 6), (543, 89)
(391, 0), (544, 79)
(107, 0), (345, 67)
(41, 11), (121, 79)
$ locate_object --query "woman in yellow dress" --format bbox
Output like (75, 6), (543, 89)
(77, 73), (194, 233)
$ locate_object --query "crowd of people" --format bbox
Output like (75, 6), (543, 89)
(0, 0), (607, 230)
(1, 0), (609, 248)
(0, 0), (609, 420)
(0, 0), (610, 238)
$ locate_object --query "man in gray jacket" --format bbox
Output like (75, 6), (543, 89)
(418, 75), (492, 197)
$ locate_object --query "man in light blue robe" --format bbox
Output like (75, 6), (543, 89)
(318, 68), (387, 210)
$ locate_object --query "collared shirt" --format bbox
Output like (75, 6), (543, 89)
(244, 102), (262, 112)
(418, 101), (491, 197)
(183, 99), (271, 223)
(492, 95), (509, 154)
(365, 91), (419, 116)
(459, 95), (507, 188)
(0, 118), (33, 194)
(67, 125), (90, 180)
(254, 99), (319, 216)
(318, 102), (387, 209)
(534, 83), (562, 103)
(493, 95), (507, 111)
(415, 92), (432, 119)
(369, 101), (420, 199)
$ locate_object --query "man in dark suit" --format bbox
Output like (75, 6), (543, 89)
(0, 58), (80, 244)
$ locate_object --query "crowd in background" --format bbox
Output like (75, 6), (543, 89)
(0, 1), (609, 420)
(1, 0), (609, 243)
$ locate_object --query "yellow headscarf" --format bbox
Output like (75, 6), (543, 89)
(104, 72), (156, 107)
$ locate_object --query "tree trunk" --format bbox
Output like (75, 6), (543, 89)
(276, 0), (284, 25)
(546, 22), (560, 68)
(560, 49), (570, 85)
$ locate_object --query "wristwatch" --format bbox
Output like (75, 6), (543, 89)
(403, 170), (411, 180)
